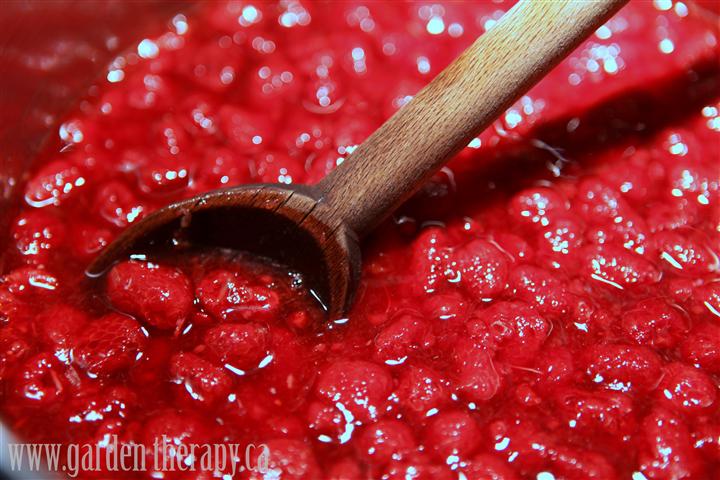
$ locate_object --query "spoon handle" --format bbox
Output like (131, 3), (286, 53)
(315, 0), (627, 237)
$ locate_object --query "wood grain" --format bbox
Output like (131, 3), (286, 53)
(316, 0), (628, 238)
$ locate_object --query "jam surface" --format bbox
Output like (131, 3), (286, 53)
(1, 1), (719, 479)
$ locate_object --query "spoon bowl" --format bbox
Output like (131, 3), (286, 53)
(86, 184), (361, 318)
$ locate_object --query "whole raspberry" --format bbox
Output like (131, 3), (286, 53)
(452, 338), (500, 403)
(203, 322), (269, 369)
(656, 362), (717, 415)
(1, 267), (59, 299)
(107, 260), (194, 330)
(374, 313), (434, 362)
(141, 410), (212, 472)
(680, 323), (720, 373)
(479, 301), (550, 366)
(356, 420), (416, 465)
(0, 327), (33, 381)
(619, 299), (688, 349)
(72, 313), (148, 377)
(94, 181), (147, 228)
(638, 407), (704, 480)
(13, 353), (67, 406)
(446, 239), (509, 299)
(508, 187), (567, 229)
(552, 387), (635, 436)
(24, 160), (87, 208)
(461, 454), (519, 480)
(408, 227), (451, 295)
(381, 453), (455, 480)
(196, 269), (280, 322)
(424, 410), (480, 459)
(509, 265), (570, 317)
(169, 352), (233, 405)
(583, 343), (662, 393)
(315, 360), (392, 423)
(11, 210), (66, 264)
(251, 439), (320, 480)
(581, 244), (661, 290)
(37, 304), (88, 359)
(654, 230), (718, 276)
(394, 365), (449, 418)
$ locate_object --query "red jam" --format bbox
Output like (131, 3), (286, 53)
(1, 1), (719, 479)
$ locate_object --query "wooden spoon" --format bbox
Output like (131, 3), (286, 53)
(87, 0), (628, 317)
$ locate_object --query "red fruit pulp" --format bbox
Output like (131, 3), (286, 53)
(1, 1), (719, 479)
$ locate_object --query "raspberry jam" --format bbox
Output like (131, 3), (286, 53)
(1, 1), (719, 479)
